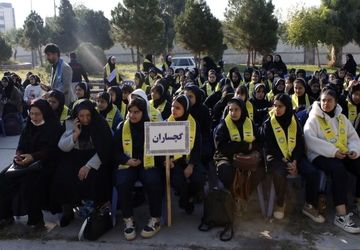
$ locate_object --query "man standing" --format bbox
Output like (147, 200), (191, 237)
(69, 52), (89, 84)
(43, 43), (73, 105)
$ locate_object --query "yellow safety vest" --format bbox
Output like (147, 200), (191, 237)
(246, 100), (254, 121)
(248, 81), (256, 96)
(205, 82), (221, 96)
(267, 91), (274, 102)
(150, 99), (167, 113)
(96, 104), (118, 128)
(120, 102), (127, 120)
(224, 115), (255, 143)
(291, 94), (310, 109)
(150, 106), (162, 122)
(267, 80), (273, 92)
(347, 100), (358, 125)
(60, 105), (69, 124)
(317, 114), (348, 154)
(138, 83), (148, 93)
(120, 119), (155, 169)
(168, 114), (196, 161)
(270, 111), (297, 160)
(105, 64), (120, 84)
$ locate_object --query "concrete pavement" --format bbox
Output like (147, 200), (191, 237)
(0, 135), (360, 249)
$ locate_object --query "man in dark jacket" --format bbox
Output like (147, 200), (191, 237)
(69, 52), (89, 84)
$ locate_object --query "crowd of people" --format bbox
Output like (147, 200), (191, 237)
(1, 43), (360, 240)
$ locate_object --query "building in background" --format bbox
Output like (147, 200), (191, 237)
(0, 2), (15, 32)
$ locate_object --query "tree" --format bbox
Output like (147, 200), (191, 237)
(319, 0), (360, 67)
(23, 11), (46, 66)
(23, 20), (41, 68)
(285, 7), (326, 67)
(111, 0), (165, 70)
(175, 0), (225, 62)
(4, 28), (23, 61)
(74, 5), (114, 50)
(224, 0), (278, 66)
(159, 0), (186, 54)
(52, 0), (79, 53)
(0, 35), (12, 64)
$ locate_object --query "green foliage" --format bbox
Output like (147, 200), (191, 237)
(0, 35), (12, 63)
(224, 0), (278, 55)
(175, 0), (225, 60)
(74, 6), (114, 50)
(23, 20), (41, 50)
(75, 43), (107, 74)
(52, 0), (79, 53)
(111, 0), (166, 55)
(285, 7), (325, 47)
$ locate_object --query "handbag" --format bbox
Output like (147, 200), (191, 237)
(232, 151), (261, 201)
(78, 203), (113, 241)
(198, 188), (235, 241)
(3, 160), (43, 178)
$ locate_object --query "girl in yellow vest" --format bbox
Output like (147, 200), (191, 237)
(249, 83), (272, 127)
(267, 78), (285, 103)
(291, 78), (313, 112)
(228, 67), (243, 89)
(130, 89), (163, 122)
(342, 84), (360, 126)
(47, 89), (69, 126)
(304, 87), (360, 234)
(96, 92), (122, 133)
(307, 77), (321, 101)
(168, 95), (204, 215)
(69, 82), (90, 110)
(134, 72), (150, 95)
(246, 70), (261, 96)
(263, 93), (324, 223)
(108, 86), (127, 120)
(150, 84), (171, 120)
(201, 69), (220, 97)
(103, 56), (121, 89)
(214, 97), (257, 190)
(113, 97), (163, 240)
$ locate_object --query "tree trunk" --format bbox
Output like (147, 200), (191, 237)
(38, 47), (43, 67)
(247, 50), (250, 68)
(315, 45), (321, 68)
(329, 45), (343, 67)
(253, 51), (257, 66)
(31, 50), (35, 69)
(130, 48), (135, 63)
(136, 46), (140, 71)
(13, 48), (17, 61)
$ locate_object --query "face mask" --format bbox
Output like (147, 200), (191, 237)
(31, 119), (45, 126)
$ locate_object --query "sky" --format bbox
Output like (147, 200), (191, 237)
(5, 0), (321, 29)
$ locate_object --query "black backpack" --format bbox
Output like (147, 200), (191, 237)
(199, 187), (235, 241)
(3, 113), (22, 136)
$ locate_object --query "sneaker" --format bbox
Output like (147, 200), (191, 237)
(140, 217), (160, 238)
(318, 194), (327, 215)
(123, 217), (136, 241)
(334, 213), (360, 234)
(273, 204), (285, 220)
(0, 217), (14, 229)
(302, 203), (325, 223)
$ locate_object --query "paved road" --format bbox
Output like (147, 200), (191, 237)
(0, 135), (360, 249)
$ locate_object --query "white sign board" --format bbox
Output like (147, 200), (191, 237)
(145, 121), (190, 156)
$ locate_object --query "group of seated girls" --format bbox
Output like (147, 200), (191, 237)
(1, 65), (360, 241)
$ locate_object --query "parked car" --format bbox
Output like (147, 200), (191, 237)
(171, 57), (197, 71)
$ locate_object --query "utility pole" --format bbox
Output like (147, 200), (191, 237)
(54, 0), (57, 17)
(30, 0), (33, 11)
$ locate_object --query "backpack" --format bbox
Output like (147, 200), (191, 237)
(3, 113), (22, 136)
(198, 187), (235, 241)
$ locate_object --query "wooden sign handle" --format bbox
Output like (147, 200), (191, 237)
(165, 155), (172, 226)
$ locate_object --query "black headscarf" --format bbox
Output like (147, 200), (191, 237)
(151, 84), (166, 108)
(348, 84), (360, 109)
(272, 78), (285, 96)
(128, 97), (149, 142)
(108, 86), (123, 111)
(71, 99), (112, 165)
(48, 89), (65, 119)
(229, 67), (243, 88)
(97, 92), (113, 117)
(75, 82), (90, 99)
(227, 97), (249, 139)
(273, 93), (293, 129)
(107, 56), (115, 72)
(2, 76), (14, 98)
(173, 94), (191, 121)
(29, 98), (57, 125)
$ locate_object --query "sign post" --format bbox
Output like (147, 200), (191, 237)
(145, 121), (190, 227)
